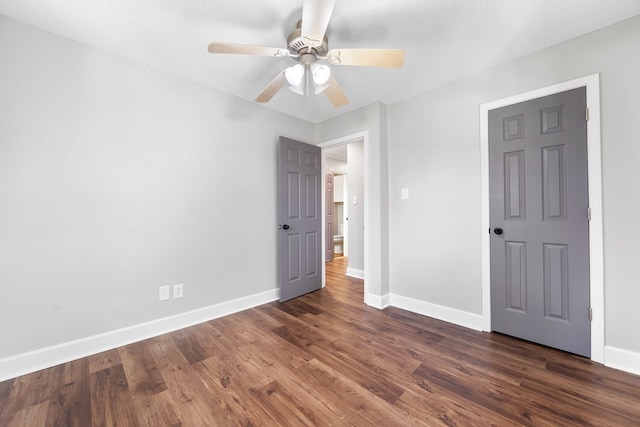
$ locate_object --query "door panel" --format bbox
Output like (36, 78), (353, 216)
(505, 241), (527, 313)
(542, 145), (567, 220)
(287, 172), (300, 217)
(489, 87), (590, 357)
(504, 150), (526, 220)
(279, 137), (322, 302)
(306, 175), (318, 217)
(543, 243), (569, 320)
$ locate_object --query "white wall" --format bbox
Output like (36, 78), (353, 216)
(346, 141), (364, 272)
(0, 15), (313, 367)
(324, 157), (348, 175)
(387, 16), (640, 359)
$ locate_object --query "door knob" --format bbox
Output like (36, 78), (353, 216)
(494, 228), (503, 235)
(282, 224), (290, 230)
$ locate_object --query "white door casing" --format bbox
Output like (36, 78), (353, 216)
(480, 74), (604, 362)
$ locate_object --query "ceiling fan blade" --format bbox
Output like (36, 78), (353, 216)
(208, 42), (289, 57)
(301, 0), (336, 47)
(327, 49), (406, 68)
(324, 76), (349, 108)
(255, 71), (288, 103)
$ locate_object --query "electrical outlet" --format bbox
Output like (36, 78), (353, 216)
(159, 285), (170, 301)
(173, 283), (184, 299)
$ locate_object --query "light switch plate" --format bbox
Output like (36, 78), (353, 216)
(352, 195), (358, 205)
(401, 188), (410, 200)
(159, 285), (170, 301)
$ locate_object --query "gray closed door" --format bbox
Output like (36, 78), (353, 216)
(489, 87), (590, 357)
(278, 137), (322, 302)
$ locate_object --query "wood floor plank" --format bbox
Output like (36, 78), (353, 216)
(144, 334), (190, 371)
(414, 361), (593, 426)
(132, 390), (184, 427)
(0, 377), (16, 426)
(272, 322), (405, 405)
(265, 361), (365, 426)
(395, 386), (517, 427)
(158, 362), (228, 425)
(45, 358), (92, 427)
(87, 349), (122, 375)
(2, 364), (64, 417)
(274, 298), (323, 317)
(294, 358), (425, 427)
(194, 354), (295, 426)
(170, 328), (210, 365)
(89, 364), (139, 427)
(2, 256), (640, 426)
(6, 401), (49, 427)
(546, 358), (640, 400)
(219, 314), (313, 370)
(119, 340), (168, 397)
(519, 376), (640, 425)
(253, 380), (323, 426)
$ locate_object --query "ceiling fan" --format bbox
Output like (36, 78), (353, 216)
(207, 0), (405, 108)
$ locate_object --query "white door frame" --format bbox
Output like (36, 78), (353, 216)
(479, 74), (604, 363)
(318, 132), (369, 303)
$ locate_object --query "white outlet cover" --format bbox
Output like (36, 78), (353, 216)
(159, 285), (170, 301)
(173, 283), (184, 299)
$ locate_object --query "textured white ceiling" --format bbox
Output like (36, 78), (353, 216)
(1, 0), (639, 123)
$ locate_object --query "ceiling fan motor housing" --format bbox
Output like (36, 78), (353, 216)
(287, 22), (329, 57)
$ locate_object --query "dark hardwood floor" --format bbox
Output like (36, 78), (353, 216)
(1, 256), (640, 426)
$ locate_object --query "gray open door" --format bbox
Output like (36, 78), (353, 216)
(278, 137), (322, 302)
(489, 87), (591, 357)
(325, 173), (334, 263)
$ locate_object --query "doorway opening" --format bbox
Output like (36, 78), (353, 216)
(320, 137), (365, 293)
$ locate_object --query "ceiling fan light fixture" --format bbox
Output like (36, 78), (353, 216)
(310, 62), (331, 85)
(208, 0), (404, 107)
(314, 82), (329, 95)
(288, 83), (305, 95)
(285, 64), (305, 86)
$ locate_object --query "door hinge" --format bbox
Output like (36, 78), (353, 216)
(587, 206), (592, 221)
(585, 108), (590, 122)
(589, 307), (593, 321)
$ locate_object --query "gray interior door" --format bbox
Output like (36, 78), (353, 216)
(325, 173), (334, 263)
(278, 137), (322, 302)
(489, 87), (591, 357)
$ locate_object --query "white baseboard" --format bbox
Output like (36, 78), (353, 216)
(346, 267), (365, 279)
(605, 346), (640, 376)
(390, 293), (483, 331)
(366, 293), (390, 309)
(0, 288), (279, 382)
